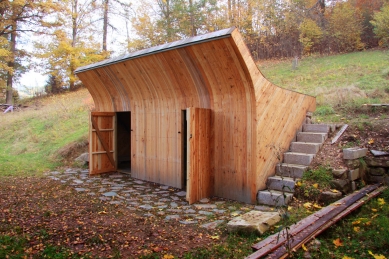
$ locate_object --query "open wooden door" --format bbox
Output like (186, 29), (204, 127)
(186, 108), (212, 204)
(89, 112), (116, 175)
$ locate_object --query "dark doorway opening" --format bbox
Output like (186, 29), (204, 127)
(181, 110), (187, 190)
(117, 112), (131, 172)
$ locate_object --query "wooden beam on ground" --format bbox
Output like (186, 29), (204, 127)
(331, 124), (348, 144)
(247, 184), (382, 259)
(267, 185), (387, 259)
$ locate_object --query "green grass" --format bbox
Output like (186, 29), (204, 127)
(259, 50), (389, 109)
(0, 89), (92, 176)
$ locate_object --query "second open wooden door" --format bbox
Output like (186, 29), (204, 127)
(186, 108), (212, 204)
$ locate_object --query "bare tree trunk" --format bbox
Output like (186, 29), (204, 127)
(70, 0), (78, 91)
(103, 0), (109, 51)
(5, 27), (16, 105)
(189, 0), (196, 36)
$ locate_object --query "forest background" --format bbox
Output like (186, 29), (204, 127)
(1, 0), (389, 104)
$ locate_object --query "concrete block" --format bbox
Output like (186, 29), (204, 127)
(267, 176), (295, 193)
(297, 132), (327, 143)
(257, 190), (293, 206)
(283, 152), (314, 166)
(302, 124), (330, 133)
(343, 147), (368, 160)
(276, 163), (307, 179)
(348, 168), (360, 180)
(227, 211), (281, 235)
(290, 142), (321, 154)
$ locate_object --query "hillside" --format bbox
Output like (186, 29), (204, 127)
(0, 89), (93, 176)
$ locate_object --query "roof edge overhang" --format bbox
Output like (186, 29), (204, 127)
(75, 27), (236, 74)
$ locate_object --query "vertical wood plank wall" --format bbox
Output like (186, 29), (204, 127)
(77, 28), (316, 204)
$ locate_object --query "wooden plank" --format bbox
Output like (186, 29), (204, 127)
(271, 185), (387, 259)
(249, 184), (380, 258)
(331, 124), (348, 144)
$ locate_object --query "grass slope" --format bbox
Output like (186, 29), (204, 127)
(259, 50), (389, 108)
(0, 89), (92, 176)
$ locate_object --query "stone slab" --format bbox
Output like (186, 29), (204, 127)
(193, 204), (217, 209)
(343, 147), (368, 160)
(332, 169), (348, 179)
(365, 157), (389, 168)
(227, 211), (281, 235)
(201, 220), (224, 230)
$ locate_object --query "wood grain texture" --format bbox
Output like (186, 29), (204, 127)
(187, 108), (211, 204)
(90, 112), (116, 175)
(77, 28), (316, 203)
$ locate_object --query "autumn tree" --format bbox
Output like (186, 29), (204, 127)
(299, 18), (323, 55)
(35, 0), (108, 91)
(0, 0), (56, 104)
(371, 4), (389, 47)
(328, 1), (365, 52)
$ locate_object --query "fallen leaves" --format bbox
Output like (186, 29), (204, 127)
(302, 243), (307, 251)
(333, 238), (343, 247)
(377, 198), (385, 206)
(368, 250), (387, 259)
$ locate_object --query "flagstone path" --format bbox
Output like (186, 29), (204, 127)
(45, 169), (272, 229)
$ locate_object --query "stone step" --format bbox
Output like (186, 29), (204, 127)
(283, 152), (314, 166)
(257, 190), (293, 207)
(290, 142), (321, 154)
(276, 163), (308, 179)
(302, 124), (330, 133)
(297, 132), (327, 143)
(267, 176), (296, 193)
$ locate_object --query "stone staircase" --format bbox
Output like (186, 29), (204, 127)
(257, 123), (332, 207)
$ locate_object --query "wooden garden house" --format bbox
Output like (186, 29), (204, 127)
(75, 27), (316, 204)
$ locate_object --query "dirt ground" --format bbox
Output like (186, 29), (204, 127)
(311, 109), (389, 170)
(0, 177), (225, 258)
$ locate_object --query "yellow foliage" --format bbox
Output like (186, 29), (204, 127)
(377, 198), (385, 206)
(302, 243), (307, 251)
(368, 250), (387, 259)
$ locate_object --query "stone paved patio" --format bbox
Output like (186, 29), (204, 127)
(46, 169), (273, 229)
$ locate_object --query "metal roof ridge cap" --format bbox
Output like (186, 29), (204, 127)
(75, 27), (236, 74)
